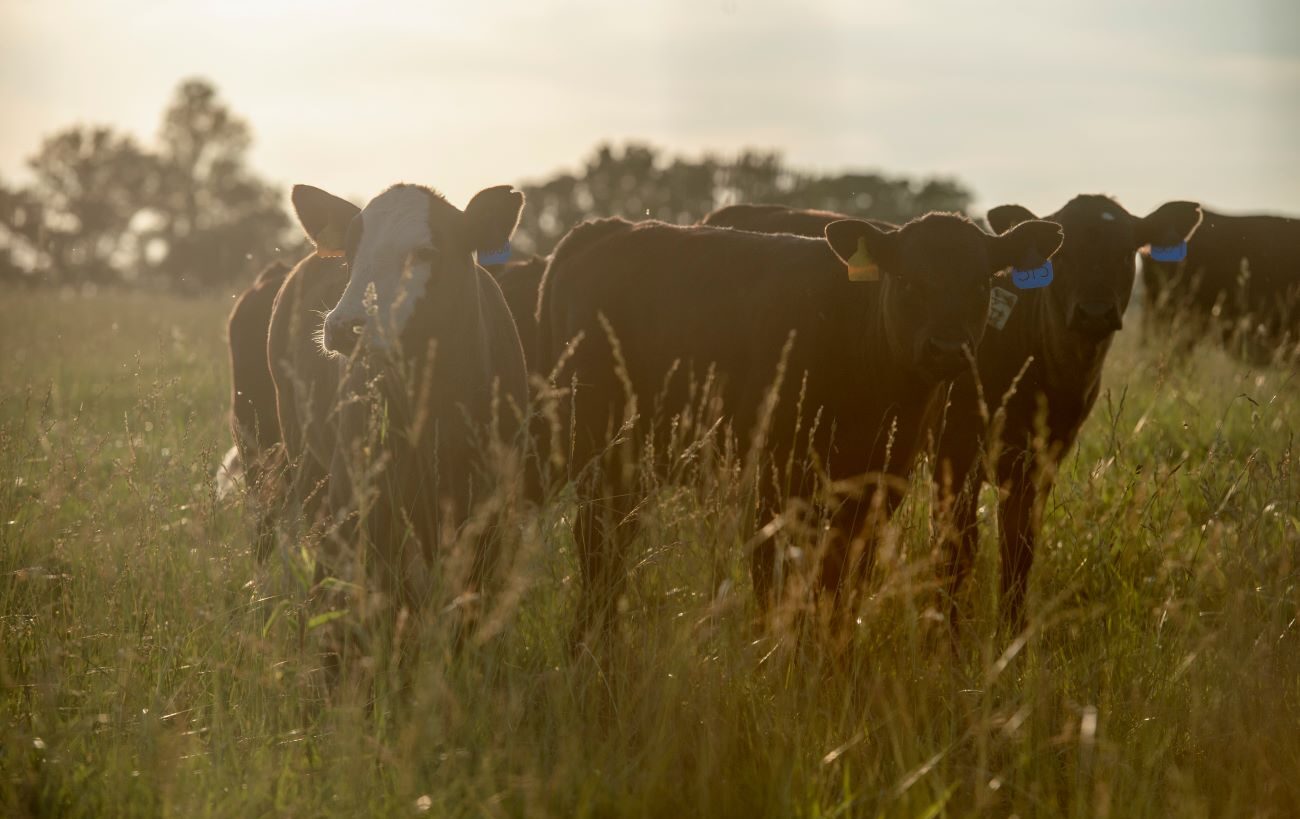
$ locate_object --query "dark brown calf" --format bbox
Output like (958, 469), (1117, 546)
(936, 196), (1202, 629)
(227, 259), (291, 559)
(1141, 210), (1300, 359)
(537, 213), (1063, 640)
(266, 186), (360, 541)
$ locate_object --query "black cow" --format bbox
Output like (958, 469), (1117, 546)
(1141, 209), (1300, 359)
(936, 196), (1202, 629)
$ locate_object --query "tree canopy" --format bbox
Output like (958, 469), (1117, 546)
(0, 82), (976, 291)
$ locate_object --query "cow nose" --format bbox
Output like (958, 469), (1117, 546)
(1070, 301), (1123, 336)
(324, 316), (365, 355)
(920, 337), (969, 377)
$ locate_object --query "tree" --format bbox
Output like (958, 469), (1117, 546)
(149, 79), (290, 292)
(0, 178), (35, 284)
(0, 127), (158, 286)
(511, 142), (974, 257)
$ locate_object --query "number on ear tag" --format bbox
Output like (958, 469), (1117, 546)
(1011, 259), (1053, 290)
(478, 243), (511, 266)
(846, 236), (880, 282)
(988, 286), (1019, 330)
(1149, 242), (1187, 263)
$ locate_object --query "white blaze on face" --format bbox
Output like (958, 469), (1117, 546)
(327, 185), (435, 350)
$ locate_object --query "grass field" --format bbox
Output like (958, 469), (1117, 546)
(2, 286), (1298, 818)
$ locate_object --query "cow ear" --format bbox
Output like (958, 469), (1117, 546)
(292, 185), (359, 258)
(464, 186), (525, 255)
(1135, 201), (1202, 248)
(824, 219), (897, 281)
(986, 219), (1064, 275)
(987, 204), (1038, 235)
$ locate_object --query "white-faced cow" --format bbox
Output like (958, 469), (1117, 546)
(306, 183), (530, 623)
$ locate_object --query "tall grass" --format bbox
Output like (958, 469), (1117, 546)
(2, 286), (1298, 817)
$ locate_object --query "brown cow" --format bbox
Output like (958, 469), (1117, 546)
(537, 213), (1063, 641)
(937, 196), (1202, 629)
(1141, 209), (1300, 359)
(310, 183), (530, 620)
(266, 186), (359, 542)
(227, 260), (291, 558)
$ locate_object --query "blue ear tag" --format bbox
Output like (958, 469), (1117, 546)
(1010, 258), (1054, 290)
(1149, 242), (1187, 263)
(477, 242), (511, 265)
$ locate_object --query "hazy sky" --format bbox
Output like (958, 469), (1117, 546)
(3, 0), (1297, 219)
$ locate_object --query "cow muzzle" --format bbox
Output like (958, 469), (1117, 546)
(1069, 301), (1123, 338)
(323, 315), (365, 356)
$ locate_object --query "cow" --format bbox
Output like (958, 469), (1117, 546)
(266, 186), (359, 544)
(536, 213), (1063, 643)
(307, 182), (530, 625)
(226, 259), (291, 558)
(936, 196), (1203, 630)
(708, 197), (1203, 630)
(1141, 210), (1300, 359)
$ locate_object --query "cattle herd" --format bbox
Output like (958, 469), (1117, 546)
(223, 180), (1299, 654)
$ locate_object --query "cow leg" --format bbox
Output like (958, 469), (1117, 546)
(942, 483), (982, 630)
(253, 445), (292, 563)
(571, 452), (638, 650)
(817, 486), (896, 647)
(932, 433), (983, 630)
(246, 454), (276, 562)
(996, 456), (1045, 632)
(749, 482), (783, 620)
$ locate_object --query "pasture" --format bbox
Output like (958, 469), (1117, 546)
(2, 285), (1298, 817)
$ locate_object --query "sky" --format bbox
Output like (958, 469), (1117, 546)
(2, 0), (1298, 219)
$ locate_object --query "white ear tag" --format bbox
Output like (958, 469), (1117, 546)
(988, 286), (1019, 330)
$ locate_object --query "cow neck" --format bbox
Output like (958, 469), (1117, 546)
(1029, 287), (1111, 396)
(399, 259), (482, 353)
(831, 278), (933, 412)
(367, 259), (488, 422)
(829, 278), (890, 375)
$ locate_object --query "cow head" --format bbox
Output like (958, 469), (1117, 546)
(825, 214), (1064, 380)
(989, 196), (1202, 341)
(297, 183), (524, 357)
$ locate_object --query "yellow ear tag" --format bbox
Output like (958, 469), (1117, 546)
(315, 223), (345, 258)
(846, 236), (880, 282)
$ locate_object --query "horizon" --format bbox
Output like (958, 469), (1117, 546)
(3, 0), (1298, 218)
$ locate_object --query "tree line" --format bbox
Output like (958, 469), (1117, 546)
(0, 79), (974, 293)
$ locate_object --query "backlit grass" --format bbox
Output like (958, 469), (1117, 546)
(2, 286), (1298, 817)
